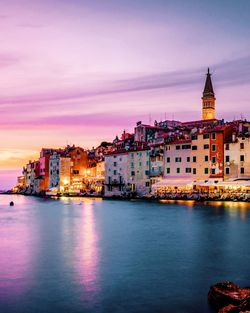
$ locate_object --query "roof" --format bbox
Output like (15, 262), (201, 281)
(203, 68), (215, 97)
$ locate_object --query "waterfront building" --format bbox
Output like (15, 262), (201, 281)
(224, 134), (250, 180)
(191, 132), (210, 182)
(49, 152), (71, 192)
(64, 145), (89, 192)
(104, 150), (129, 196)
(128, 148), (151, 195)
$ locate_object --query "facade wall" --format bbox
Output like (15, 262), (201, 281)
(209, 131), (224, 179)
(128, 150), (150, 196)
(164, 142), (192, 180)
(191, 133), (210, 181)
(224, 137), (250, 180)
(104, 152), (129, 196)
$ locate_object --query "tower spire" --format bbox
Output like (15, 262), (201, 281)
(203, 68), (214, 97)
(202, 68), (216, 120)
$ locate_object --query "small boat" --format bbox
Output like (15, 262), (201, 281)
(9, 201), (14, 206)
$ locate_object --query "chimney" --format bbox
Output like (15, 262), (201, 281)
(232, 133), (236, 142)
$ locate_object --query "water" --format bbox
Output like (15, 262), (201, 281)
(1, 195), (250, 313)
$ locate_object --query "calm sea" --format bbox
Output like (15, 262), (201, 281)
(1, 195), (250, 313)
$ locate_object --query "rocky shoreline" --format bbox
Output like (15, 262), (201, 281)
(2, 191), (250, 204)
(208, 282), (250, 312)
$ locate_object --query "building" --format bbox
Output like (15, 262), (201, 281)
(128, 148), (150, 195)
(224, 135), (250, 180)
(104, 150), (129, 196)
(49, 152), (71, 192)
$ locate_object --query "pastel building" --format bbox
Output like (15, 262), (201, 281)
(191, 133), (210, 182)
(49, 152), (71, 191)
(104, 148), (150, 196)
(128, 148), (150, 195)
(104, 150), (129, 196)
(164, 139), (192, 182)
(224, 136), (250, 180)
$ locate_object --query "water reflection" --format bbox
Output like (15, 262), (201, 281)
(0, 195), (35, 300)
(74, 199), (100, 304)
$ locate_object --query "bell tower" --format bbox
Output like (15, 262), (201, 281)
(202, 68), (216, 120)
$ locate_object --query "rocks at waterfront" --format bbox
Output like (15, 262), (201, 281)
(208, 281), (250, 312)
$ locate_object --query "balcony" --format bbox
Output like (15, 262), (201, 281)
(105, 179), (125, 186)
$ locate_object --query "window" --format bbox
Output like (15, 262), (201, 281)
(146, 161), (149, 166)
(176, 168), (180, 174)
(203, 133), (209, 139)
(193, 156), (197, 163)
(212, 144), (216, 152)
(241, 167), (245, 174)
(182, 144), (191, 149)
(131, 162), (134, 168)
(240, 143), (244, 149)
(192, 135), (197, 140)
(193, 168), (196, 175)
(240, 155), (245, 162)
(186, 168), (191, 173)
(176, 145), (181, 150)
(212, 156), (216, 163)
(225, 144), (230, 150)
(131, 153), (134, 158)
(139, 161), (142, 166)
(166, 168), (170, 174)
(204, 144), (209, 149)
(211, 168), (216, 175)
(145, 181), (150, 187)
(187, 157), (190, 162)
(166, 157), (170, 163)
(192, 145), (197, 150)
(205, 155), (209, 162)
(131, 171), (135, 176)
(225, 168), (230, 175)
(114, 162), (117, 166)
(145, 170), (149, 175)
(212, 133), (216, 140)
(204, 168), (209, 174)
(114, 170), (117, 175)
(175, 157), (182, 162)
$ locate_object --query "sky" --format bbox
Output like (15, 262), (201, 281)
(0, 0), (250, 189)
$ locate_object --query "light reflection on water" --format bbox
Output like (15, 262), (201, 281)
(78, 200), (100, 299)
(1, 195), (250, 313)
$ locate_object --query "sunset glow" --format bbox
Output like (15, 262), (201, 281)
(1, 0), (250, 189)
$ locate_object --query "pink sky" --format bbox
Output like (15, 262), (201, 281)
(0, 0), (250, 189)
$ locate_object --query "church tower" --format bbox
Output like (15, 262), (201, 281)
(202, 68), (216, 120)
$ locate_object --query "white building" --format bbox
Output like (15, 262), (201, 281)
(104, 148), (150, 196)
(49, 153), (71, 192)
(104, 151), (129, 196)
